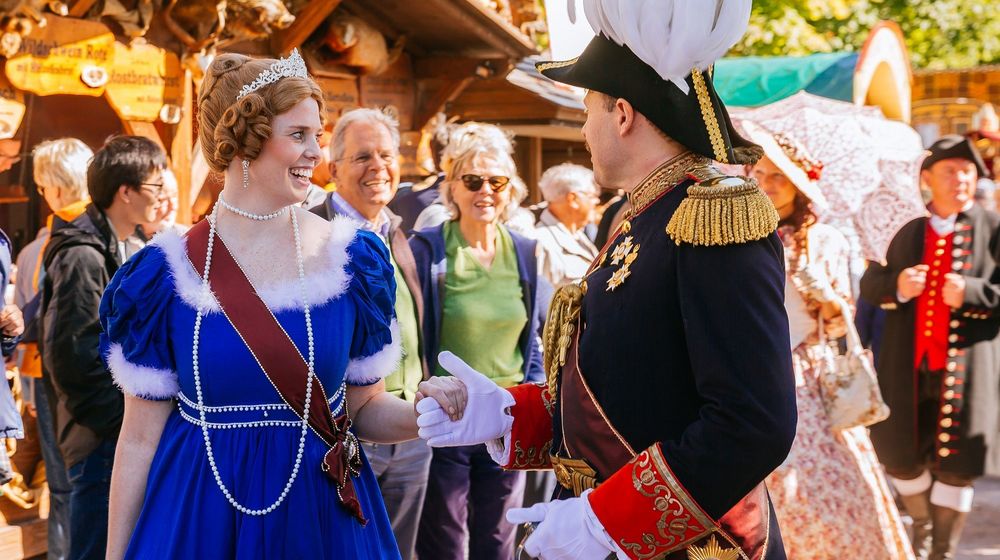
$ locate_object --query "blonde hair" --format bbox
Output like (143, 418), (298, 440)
(439, 122), (526, 222)
(197, 53), (325, 173)
(32, 138), (93, 203)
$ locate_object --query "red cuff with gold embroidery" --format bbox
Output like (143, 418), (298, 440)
(503, 383), (554, 470)
(588, 443), (715, 559)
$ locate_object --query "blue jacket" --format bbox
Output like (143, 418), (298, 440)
(409, 223), (549, 384)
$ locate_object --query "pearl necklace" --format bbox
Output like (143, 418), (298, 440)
(192, 202), (314, 516)
(218, 194), (290, 221)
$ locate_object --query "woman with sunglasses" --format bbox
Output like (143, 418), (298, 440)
(410, 122), (547, 560)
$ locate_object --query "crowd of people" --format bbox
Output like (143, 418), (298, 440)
(1, 2), (999, 560)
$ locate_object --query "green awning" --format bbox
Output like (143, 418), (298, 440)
(714, 52), (859, 107)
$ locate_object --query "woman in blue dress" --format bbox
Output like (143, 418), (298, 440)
(102, 51), (467, 559)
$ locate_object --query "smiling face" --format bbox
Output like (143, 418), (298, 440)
(123, 168), (167, 225)
(330, 120), (400, 221)
(250, 97), (323, 206)
(449, 154), (512, 225)
(752, 156), (797, 212)
(923, 157), (978, 215)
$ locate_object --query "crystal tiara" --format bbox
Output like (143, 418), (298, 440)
(236, 49), (309, 101)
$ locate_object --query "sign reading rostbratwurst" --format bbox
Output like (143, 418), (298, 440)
(0, 72), (26, 139)
(3, 16), (114, 97)
(104, 41), (183, 122)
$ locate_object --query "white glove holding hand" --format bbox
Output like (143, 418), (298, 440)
(507, 490), (625, 560)
(416, 351), (515, 447)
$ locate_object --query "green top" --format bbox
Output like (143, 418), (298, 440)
(382, 248), (424, 401)
(436, 221), (527, 388)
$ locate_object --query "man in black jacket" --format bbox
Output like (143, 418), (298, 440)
(41, 136), (167, 560)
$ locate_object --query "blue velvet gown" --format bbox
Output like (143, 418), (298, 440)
(99, 218), (402, 559)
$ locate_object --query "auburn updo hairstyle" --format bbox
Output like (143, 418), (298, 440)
(197, 53), (325, 173)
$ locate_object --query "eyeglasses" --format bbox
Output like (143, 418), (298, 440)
(460, 174), (510, 192)
(138, 182), (166, 197)
(340, 151), (397, 167)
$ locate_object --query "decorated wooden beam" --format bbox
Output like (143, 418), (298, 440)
(271, 0), (344, 55)
(68, 0), (99, 17)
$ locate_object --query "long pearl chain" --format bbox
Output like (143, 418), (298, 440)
(218, 193), (289, 221)
(192, 202), (314, 516)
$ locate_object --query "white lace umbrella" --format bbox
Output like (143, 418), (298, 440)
(737, 92), (926, 263)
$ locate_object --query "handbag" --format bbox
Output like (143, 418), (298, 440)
(816, 296), (890, 431)
(795, 230), (889, 432)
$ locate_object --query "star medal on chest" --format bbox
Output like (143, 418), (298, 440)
(605, 234), (640, 292)
(686, 535), (739, 560)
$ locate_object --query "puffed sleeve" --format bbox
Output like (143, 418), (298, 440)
(99, 245), (179, 400)
(344, 230), (401, 385)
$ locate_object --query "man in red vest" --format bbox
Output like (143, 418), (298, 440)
(861, 135), (1000, 560)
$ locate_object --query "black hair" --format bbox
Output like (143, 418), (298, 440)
(88, 135), (167, 210)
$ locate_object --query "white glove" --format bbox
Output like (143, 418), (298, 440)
(507, 490), (626, 560)
(416, 351), (515, 447)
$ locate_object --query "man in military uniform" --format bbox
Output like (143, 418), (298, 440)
(415, 2), (797, 559)
(860, 135), (1000, 560)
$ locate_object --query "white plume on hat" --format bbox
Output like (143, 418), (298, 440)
(567, 0), (751, 94)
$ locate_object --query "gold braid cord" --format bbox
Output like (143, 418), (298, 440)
(691, 68), (729, 164)
(666, 163), (779, 247)
(541, 283), (586, 399)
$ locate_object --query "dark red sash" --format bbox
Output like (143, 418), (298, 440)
(186, 220), (366, 524)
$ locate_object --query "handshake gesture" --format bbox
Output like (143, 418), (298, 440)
(414, 353), (626, 560)
(415, 351), (514, 447)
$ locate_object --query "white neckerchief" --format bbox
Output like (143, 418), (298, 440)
(929, 213), (958, 236)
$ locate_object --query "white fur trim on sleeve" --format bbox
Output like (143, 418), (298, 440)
(345, 320), (402, 385)
(106, 343), (180, 400)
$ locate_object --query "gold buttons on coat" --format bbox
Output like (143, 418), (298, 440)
(941, 418), (953, 428)
(939, 448), (952, 457)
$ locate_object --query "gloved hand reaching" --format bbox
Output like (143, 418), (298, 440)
(416, 351), (515, 447)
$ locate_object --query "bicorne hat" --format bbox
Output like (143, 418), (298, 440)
(537, 1), (760, 166)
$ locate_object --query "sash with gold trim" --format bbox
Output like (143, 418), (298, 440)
(186, 220), (367, 524)
(554, 314), (774, 559)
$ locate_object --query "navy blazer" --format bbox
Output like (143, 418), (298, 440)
(409, 223), (549, 384)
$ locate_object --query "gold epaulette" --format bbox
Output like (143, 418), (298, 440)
(665, 163), (779, 246)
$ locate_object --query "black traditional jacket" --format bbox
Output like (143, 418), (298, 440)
(860, 204), (1000, 477)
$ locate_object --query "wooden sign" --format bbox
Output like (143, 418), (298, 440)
(0, 71), (25, 139)
(315, 76), (360, 124)
(3, 16), (115, 97)
(359, 53), (415, 130)
(104, 41), (184, 122)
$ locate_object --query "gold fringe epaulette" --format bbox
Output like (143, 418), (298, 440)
(665, 164), (778, 246)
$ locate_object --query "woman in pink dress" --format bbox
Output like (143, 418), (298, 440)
(743, 121), (914, 560)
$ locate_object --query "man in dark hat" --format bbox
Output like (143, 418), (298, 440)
(414, 2), (797, 559)
(861, 134), (1000, 560)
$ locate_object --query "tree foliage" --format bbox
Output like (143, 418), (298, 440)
(730, 0), (1000, 69)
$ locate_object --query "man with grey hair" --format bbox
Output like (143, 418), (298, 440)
(535, 163), (599, 287)
(14, 137), (93, 560)
(311, 107), (430, 560)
